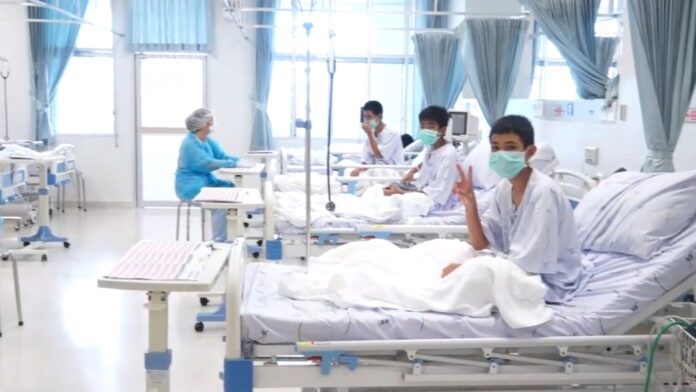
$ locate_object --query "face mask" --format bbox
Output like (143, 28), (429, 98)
(369, 119), (378, 129)
(418, 129), (438, 146)
(489, 151), (527, 179)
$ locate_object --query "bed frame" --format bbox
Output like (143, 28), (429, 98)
(220, 238), (691, 392)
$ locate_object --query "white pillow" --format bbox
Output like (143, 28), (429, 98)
(575, 170), (696, 259)
(461, 141), (501, 190)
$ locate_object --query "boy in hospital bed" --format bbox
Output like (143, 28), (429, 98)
(442, 115), (584, 303)
(382, 105), (460, 212)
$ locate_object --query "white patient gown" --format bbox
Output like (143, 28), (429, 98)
(412, 143), (459, 212)
(481, 169), (587, 302)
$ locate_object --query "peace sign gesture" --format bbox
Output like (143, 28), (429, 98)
(453, 164), (476, 207)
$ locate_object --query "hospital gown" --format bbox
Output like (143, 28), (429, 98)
(413, 143), (459, 212)
(361, 126), (404, 165)
(175, 132), (236, 242)
(480, 169), (586, 303)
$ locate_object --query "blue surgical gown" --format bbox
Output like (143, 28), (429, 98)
(175, 132), (236, 242)
(480, 169), (588, 303)
(175, 132), (235, 201)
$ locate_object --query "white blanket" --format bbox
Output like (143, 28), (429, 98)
(275, 172), (343, 194)
(274, 185), (434, 227)
(279, 239), (553, 329)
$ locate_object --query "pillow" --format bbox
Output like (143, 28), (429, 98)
(574, 170), (696, 259)
(461, 141), (501, 190)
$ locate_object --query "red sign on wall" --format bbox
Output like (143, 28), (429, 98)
(686, 108), (696, 123)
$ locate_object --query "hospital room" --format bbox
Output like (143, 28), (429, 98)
(1, 0), (696, 391)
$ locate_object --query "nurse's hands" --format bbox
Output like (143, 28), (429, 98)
(221, 159), (237, 168)
(350, 168), (365, 177)
(441, 263), (461, 278)
(453, 164), (476, 208)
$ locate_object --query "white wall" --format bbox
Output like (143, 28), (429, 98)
(0, 2), (256, 206)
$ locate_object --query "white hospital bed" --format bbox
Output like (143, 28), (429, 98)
(220, 216), (696, 391)
(262, 168), (595, 260)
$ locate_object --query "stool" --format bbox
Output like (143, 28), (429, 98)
(176, 201), (206, 241)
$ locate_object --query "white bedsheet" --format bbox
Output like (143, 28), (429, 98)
(279, 239), (553, 329)
(275, 185), (434, 228)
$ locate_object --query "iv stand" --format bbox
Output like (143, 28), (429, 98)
(0, 57), (9, 141)
(295, 22), (314, 262)
(325, 30), (336, 212)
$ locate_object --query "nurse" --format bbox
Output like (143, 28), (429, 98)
(175, 108), (239, 242)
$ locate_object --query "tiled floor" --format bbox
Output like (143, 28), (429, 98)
(0, 207), (298, 392)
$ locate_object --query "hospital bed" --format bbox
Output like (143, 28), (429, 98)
(261, 167), (596, 260)
(220, 222), (695, 390)
(216, 170), (696, 390)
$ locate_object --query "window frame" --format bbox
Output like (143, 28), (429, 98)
(55, 0), (116, 136)
(269, 0), (418, 142)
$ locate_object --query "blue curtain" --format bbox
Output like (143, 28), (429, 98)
(412, 32), (466, 109)
(458, 18), (529, 127)
(250, 0), (277, 151)
(520, 0), (610, 99)
(29, 0), (88, 143)
(628, 0), (696, 172)
(129, 0), (213, 52)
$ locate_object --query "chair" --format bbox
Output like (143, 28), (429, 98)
(175, 201), (206, 241)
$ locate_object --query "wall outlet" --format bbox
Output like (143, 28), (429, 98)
(585, 146), (599, 165)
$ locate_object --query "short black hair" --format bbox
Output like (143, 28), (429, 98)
(401, 133), (414, 148)
(489, 115), (535, 148)
(418, 105), (449, 129)
(363, 100), (383, 116)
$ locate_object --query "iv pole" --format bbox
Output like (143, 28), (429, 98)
(296, 22), (313, 261)
(325, 30), (336, 212)
(0, 57), (9, 141)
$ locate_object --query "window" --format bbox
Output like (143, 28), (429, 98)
(529, 0), (622, 101)
(268, 0), (417, 141)
(55, 0), (114, 135)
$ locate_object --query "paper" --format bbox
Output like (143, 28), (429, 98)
(194, 187), (245, 203)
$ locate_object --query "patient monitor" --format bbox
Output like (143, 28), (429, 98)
(447, 111), (480, 154)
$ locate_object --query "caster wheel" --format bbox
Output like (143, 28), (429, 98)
(199, 297), (210, 306)
(63, 242), (71, 249)
(256, 239), (263, 247)
(41, 255), (48, 262)
(1, 255), (9, 261)
(194, 322), (204, 332)
(23, 241), (30, 247)
(252, 252), (260, 259)
(243, 222), (249, 228)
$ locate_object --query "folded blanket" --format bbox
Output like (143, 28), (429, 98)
(279, 239), (553, 329)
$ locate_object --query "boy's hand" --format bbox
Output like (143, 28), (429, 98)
(441, 263), (461, 278)
(383, 186), (403, 196)
(454, 164), (476, 207)
(401, 169), (416, 184)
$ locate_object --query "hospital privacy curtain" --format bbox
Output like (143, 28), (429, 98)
(412, 32), (466, 109)
(129, 0), (213, 53)
(628, 0), (696, 172)
(29, 0), (89, 144)
(457, 18), (529, 127)
(520, 0), (613, 100)
(250, 0), (277, 151)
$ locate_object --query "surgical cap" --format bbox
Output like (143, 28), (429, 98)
(185, 108), (214, 132)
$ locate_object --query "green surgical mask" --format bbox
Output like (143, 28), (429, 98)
(489, 151), (527, 179)
(418, 129), (438, 146)
(369, 119), (378, 129)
